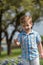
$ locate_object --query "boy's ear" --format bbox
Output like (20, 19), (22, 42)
(30, 21), (33, 25)
(30, 21), (33, 28)
(31, 22), (33, 28)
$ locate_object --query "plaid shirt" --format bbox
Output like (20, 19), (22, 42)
(17, 30), (41, 60)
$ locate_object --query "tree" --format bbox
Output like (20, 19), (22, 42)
(0, 0), (24, 55)
(0, 0), (10, 55)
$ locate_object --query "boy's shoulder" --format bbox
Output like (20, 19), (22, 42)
(32, 30), (39, 35)
(18, 31), (23, 36)
(19, 31), (24, 35)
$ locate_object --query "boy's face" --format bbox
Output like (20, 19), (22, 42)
(22, 18), (32, 32)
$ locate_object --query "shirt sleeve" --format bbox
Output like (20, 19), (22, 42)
(36, 32), (41, 44)
(17, 33), (22, 44)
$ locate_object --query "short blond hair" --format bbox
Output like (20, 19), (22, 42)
(20, 15), (32, 25)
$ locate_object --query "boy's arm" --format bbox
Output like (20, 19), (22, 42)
(14, 39), (20, 46)
(38, 42), (43, 58)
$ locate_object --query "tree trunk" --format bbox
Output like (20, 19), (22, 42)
(7, 40), (11, 55)
(0, 43), (1, 56)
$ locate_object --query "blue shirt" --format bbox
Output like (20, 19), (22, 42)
(17, 30), (41, 60)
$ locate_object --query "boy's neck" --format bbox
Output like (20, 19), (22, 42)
(25, 29), (32, 34)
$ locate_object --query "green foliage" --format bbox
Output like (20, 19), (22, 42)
(41, 36), (43, 41)
(1, 0), (43, 22)
(6, 0), (22, 8)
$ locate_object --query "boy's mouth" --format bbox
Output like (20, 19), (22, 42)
(25, 27), (30, 31)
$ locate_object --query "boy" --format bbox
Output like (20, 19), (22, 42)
(14, 15), (43, 65)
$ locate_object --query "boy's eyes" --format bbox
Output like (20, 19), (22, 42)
(26, 25), (29, 26)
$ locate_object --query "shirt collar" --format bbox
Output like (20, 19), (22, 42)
(22, 30), (34, 35)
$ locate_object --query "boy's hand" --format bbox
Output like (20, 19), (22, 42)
(14, 39), (20, 46)
(38, 43), (43, 59)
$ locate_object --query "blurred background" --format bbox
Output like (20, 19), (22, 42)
(0, 0), (43, 64)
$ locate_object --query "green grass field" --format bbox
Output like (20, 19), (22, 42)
(0, 48), (21, 60)
(0, 48), (43, 65)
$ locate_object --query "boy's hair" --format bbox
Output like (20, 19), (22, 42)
(20, 15), (32, 25)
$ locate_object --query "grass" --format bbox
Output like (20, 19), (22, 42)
(41, 36), (43, 41)
(40, 59), (43, 65)
(0, 48), (43, 65)
(0, 48), (21, 60)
